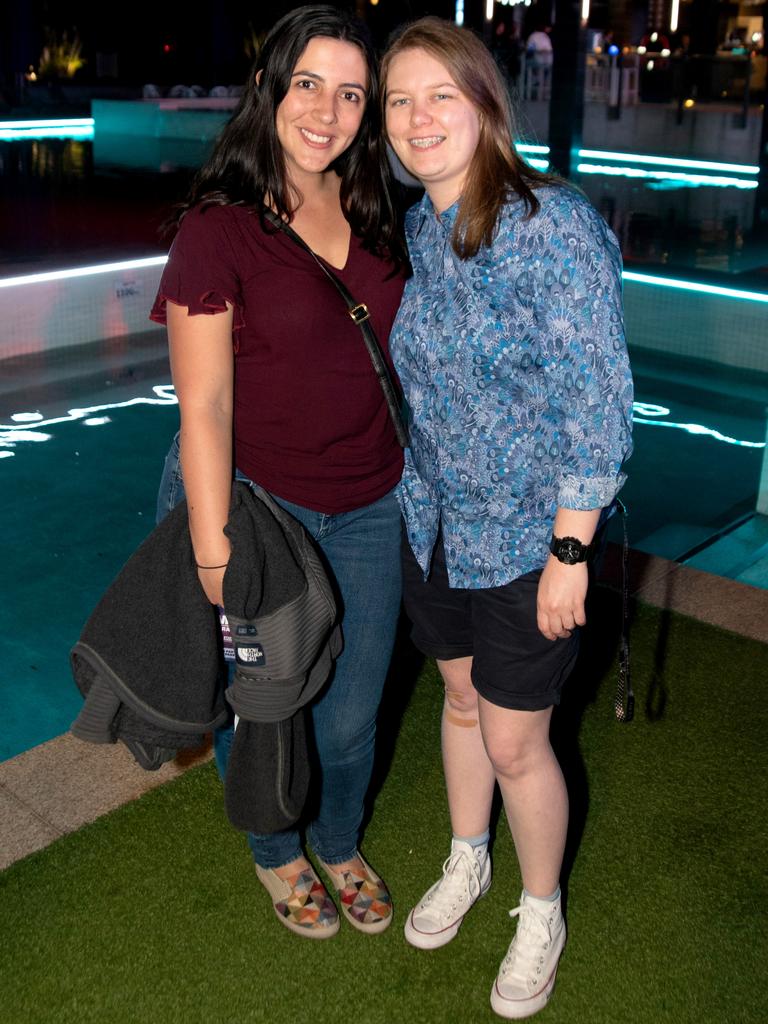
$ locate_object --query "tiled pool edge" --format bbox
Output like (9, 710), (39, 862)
(0, 735), (212, 870)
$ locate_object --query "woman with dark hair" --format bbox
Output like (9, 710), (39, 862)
(382, 18), (633, 1019)
(150, 5), (407, 940)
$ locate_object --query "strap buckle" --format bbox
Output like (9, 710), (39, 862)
(349, 303), (370, 325)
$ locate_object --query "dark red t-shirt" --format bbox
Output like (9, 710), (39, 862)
(150, 204), (405, 514)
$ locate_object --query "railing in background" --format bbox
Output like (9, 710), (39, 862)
(585, 55), (640, 107)
(519, 56), (552, 101)
(516, 52), (766, 129)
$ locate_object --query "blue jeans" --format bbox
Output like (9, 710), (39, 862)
(157, 436), (402, 867)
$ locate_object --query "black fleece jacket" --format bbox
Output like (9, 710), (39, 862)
(71, 482), (340, 834)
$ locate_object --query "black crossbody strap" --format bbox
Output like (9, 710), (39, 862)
(263, 210), (409, 448)
(614, 499), (634, 723)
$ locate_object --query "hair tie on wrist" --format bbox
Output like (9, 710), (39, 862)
(196, 562), (228, 570)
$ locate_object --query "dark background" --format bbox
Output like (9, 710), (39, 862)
(3, 1), (748, 95)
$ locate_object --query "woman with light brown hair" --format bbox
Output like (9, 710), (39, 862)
(382, 17), (633, 1019)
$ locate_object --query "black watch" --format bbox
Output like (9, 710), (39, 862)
(549, 535), (594, 565)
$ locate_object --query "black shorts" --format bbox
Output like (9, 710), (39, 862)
(401, 531), (579, 711)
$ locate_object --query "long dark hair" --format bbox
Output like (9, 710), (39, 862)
(382, 17), (559, 260)
(179, 5), (404, 264)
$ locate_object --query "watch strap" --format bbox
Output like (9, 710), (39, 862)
(549, 534), (595, 563)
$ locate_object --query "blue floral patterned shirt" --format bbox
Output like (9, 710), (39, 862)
(391, 185), (634, 589)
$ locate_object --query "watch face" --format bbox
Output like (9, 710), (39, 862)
(558, 539), (582, 564)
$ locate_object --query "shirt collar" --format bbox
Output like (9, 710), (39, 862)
(413, 193), (461, 244)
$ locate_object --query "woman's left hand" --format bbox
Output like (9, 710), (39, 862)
(536, 557), (588, 640)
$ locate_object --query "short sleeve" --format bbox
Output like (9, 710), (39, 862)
(149, 204), (245, 334)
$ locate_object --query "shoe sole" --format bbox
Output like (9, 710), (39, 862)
(490, 966), (557, 1018)
(404, 908), (465, 949)
(490, 941), (564, 1019)
(269, 902), (340, 940)
(341, 905), (393, 935)
(403, 878), (492, 950)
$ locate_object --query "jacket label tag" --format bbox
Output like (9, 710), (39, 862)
(236, 643), (266, 667)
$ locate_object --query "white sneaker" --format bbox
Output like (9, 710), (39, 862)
(490, 890), (566, 1019)
(404, 839), (492, 950)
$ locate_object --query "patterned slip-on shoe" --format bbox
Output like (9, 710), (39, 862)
(255, 862), (340, 939)
(317, 852), (393, 935)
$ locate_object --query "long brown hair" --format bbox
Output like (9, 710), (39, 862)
(381, 17), (557, 260)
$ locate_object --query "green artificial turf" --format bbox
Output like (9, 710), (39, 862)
(1, 595), (766, 1024)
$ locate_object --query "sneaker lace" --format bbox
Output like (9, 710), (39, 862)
(500, 901), (553, 988)
(421, 850), (483, 918)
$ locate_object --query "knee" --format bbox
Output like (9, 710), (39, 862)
(484, 738), (539, 781)
(444, 684), (479, 719)
(315, 715), (375, 766)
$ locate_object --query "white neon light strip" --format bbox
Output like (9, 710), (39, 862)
(623, 271), (768, 304)
(670, 0), (680, 34)
(577, 149), (759, 176)
(632, 403), (764, 449)
(515, 143), (551, 155)
(0, 118), (94, 129)
(0, 256), (168, 289)
(0, 385), (179, 458)
(3, 392), (762, 461)
(576, 163), (758, 190)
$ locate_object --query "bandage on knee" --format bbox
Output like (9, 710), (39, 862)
(444, 710), (478, 728)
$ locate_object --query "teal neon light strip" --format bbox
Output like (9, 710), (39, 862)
(0, 256), (168, 289)
(514, 143), (759, 177)
(524, 157), (550, 171)
(576, 162), (758, 190)
(0, 126), (94, 140)
(577, 148), (759, 176)
(623, 271), (768, 304)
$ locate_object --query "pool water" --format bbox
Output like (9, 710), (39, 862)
(1, 369), (177, 762)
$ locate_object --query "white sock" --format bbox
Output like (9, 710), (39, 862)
(523, 886), (561, 904)
(453, 831), (490, 862)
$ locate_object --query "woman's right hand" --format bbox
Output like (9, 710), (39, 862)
(197, 565), (227, 606)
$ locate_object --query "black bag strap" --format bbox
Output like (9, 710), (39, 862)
(614, 499), (634, 723)
(263, 209), (409, 448)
